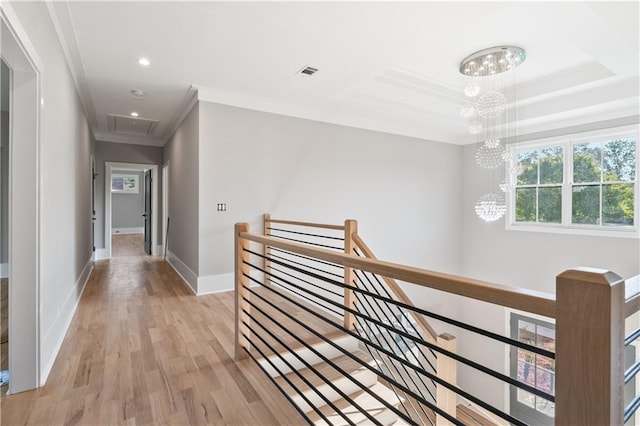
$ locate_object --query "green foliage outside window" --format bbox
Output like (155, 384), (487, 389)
(514, 138), (636, 228)
(515, 147), (563, 223)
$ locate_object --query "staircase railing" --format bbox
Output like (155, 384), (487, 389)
(623, 275), (640, 425)
(235, 216), (631, 425)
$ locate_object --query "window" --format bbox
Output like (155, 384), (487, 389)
(515, 146), (563, 224)
(510, 314), (555, 425)
(508, 129), (638, 236)
(111, 174), (139, 194)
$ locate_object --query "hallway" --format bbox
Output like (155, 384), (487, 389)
(0, 238), (302, 425)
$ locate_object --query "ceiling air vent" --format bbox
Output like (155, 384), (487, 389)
(297, 66), (319, 77)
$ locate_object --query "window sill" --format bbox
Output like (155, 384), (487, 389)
(506, 222), (639, 239)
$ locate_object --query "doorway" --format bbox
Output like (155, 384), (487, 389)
(1, 5), (42, 394)
(1, 59), (10, 394)
(104, 162), (158, 259)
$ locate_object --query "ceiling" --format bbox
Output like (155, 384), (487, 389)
(46, 1), (639, 147)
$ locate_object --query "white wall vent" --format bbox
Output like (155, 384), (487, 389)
(296, 66), (319, 76)
(107, 114), (158, 136)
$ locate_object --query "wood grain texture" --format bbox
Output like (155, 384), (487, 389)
(235, 223), (251, 361)
(241, 232), (557, 318)
(353, 234), (438, 343)
(0, 237), (303, 425)
(555, 268), (625, 426)
(343, 220), (357, 330)
(112, 233), (146, 258)
(263, 214), (271, 287)
(1, 278), (6, 397)
(265, 218), (344, 231)
(624, 275), (640, 317)
(436, 333), (457, 426)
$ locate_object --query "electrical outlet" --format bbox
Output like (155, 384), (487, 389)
(217, 203), (227, 212)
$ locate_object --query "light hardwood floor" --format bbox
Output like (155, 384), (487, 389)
(0, 238), (306, 425)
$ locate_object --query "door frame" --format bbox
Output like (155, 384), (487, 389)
(1, 4), (43, 392)
(162, 161), (169, 254)
(104, 162), (158, 258)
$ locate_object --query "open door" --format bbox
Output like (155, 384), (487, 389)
(91, 156), (96, 257)
(143, 169), (152, 255)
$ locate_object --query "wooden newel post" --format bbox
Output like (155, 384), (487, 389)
(263, 213), (271, 286)
(235, 222), (251, 361)
(436, 333), (457, 425)
(344, 219), (357, 330)
(556, 268), (625, 426)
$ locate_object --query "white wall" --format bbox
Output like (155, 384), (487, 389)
(163, 103), (199, 291)
(458, 140), (640, 409)
(196, 101), (464, 296)
(7, 1), (94, 384)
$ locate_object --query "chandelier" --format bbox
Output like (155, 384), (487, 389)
(460, 46), (526, 222)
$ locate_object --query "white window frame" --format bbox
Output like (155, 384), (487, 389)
(506, 126), (639, 238)
(111, 173), (139, 194)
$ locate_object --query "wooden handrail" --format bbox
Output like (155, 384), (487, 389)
(240, 232), (557, 318)
(624, 275), (640, 317)
(352, 233), (438, 343)
(265, 217), (345, 231)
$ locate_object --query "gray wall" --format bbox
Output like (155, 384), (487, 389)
(457, 140), (640, 409)
(196, 101), (464, 296)
(111, 170), (144, 230)
(163, 103), (199, 277)
(7, 1), (95, 382)
(94, 141), (163, 248)
(1, 110), (8, 265)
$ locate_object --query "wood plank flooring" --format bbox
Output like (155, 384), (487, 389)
(0, 238), (306, 425)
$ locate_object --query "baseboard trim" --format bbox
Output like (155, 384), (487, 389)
(197, 273), (234, 295)
(95, 248), (109, 260)
(0, 263), (7, 279)
(40, 256), (94, 385)
(166, 250), (197, 295)
(112, 227), (144, 235)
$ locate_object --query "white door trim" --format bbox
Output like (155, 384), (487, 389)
(162, 161), (169, 257)
(105, 162), (159, 258)
(1, 2), (43, 392)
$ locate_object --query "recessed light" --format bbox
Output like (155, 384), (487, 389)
(138, 57), (150, 67)
(130, 112), (139, 117)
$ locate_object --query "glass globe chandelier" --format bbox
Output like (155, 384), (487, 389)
(474, 193), (507, 222)
(460, 46), (526, 222)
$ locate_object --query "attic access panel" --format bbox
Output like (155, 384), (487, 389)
(107, 114), (158, 136)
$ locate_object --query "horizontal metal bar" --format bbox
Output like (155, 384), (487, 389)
(248, 249), (555, 360)
(626, 326), (640, 347)
(267, 277), (343, 317)
(242, 322), (356, 426)
(240, 231), (556, 317)
(244, 276), (523, 426)
(269, 263), (343, 296)
(270, 251), (344, 279)
(271, 247), (343, 269)
(243, 300), (411, 426)
(243, 343), (315, 425)
(245, 285), (457, 426)
(269, 234), (344, 251)
(625, 359), (640, 384)
(268, 227), (345, 241)
(625, 393), (640, 423)
(246, 259), (555, 402)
